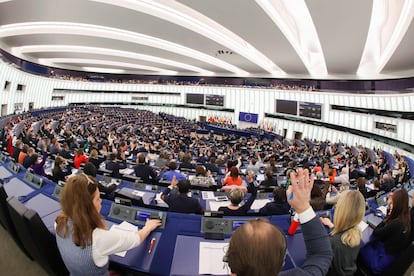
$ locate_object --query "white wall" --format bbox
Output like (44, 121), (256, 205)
(1, 60), (413, 158)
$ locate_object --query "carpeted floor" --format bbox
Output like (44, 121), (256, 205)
(0, 224), (47, 275)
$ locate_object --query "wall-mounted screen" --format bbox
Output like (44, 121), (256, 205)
(375, 122), (397, 133)
(276, 100), (297, 116)
(186, 93), (204, 105)
(299, 102), (322, 120)
(206, 94), (224, 106)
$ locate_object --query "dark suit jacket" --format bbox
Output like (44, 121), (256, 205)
(134, 164), (158, 184)
(105, 160), (126, 178)
(161, 188), (203, 214)
(280, 216), (332, 276)
(259, 201), (290, 216)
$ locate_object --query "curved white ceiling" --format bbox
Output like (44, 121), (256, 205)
(0, 0), (414, 79)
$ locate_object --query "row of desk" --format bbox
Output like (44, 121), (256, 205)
(0, 154), (381, 275)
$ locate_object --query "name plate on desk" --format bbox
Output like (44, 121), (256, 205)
(108, 203), (167, 228)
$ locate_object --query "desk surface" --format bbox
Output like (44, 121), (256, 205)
(0, 165), (12, 179)
(4, 177), (35, 198)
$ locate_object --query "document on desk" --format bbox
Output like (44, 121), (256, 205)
(208, 200), (230, 211)
(109, 221), (138, 257)
(201, 191), (215, 200)
(199, 242), (229, 275)
(250, 198), (271, 211)
(155, 192), (169, 208)
(120, 168), (134, 175)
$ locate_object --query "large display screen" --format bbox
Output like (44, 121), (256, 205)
(276, 100), (298, 115)
(299, 102), (322, 120)
(186, 93), (204, 105)
(206, 94), (225, 106)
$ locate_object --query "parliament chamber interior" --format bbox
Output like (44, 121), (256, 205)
(1, 1), (414, 275)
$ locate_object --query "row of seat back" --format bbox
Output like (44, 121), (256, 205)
(0, 183), (68, 275)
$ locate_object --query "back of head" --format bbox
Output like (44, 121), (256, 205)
(137, 153), (146, 164)
(83, 162), (97, 177)
(230, 166), (239, 178)
(76, 148), (84, 156)
(332, 190), (365, 247)
(90, 149), (98, 158)
(230, 188), (245, 205)
(195, 165), (206, 176)
(273, 187), (287, 203)
(227, 219), (286, 276)
(168, 161), (177, 170)
(265, 169), (273, 179)
(177, 180), (191, 194)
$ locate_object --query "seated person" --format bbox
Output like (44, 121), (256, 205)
(161, 176), (203, 214)
(133, 153), (158, 185)
(222, 166), (243, 186)
(55, 174), (160, 275)
(84, 162), (117, 195)
(259, 169), (278, 189)
(73, 148), (89, 169)
(179, 153), (195, 171)
(326, 182), (350, 206)
(160, 161), (187, 182)
(218, 187), (257, 216)
(225, 168), (332, 275)
(359, 189), (411, 274)
(259, 187), (290, 216)
(204, 157), (220, 175)
(29, 150), (48, 177)
(105, 153), (126, 179)
(190, 166), (215, 188)
(89, 149), (104, 169)
(310, 184), (326, 211)
(320, 190), (366, 276)
(52, 156), (72, 183)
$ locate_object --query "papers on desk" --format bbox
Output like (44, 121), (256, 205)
(132, 190), (145, 197)
(208, 200), (230, 211)
(199, 242), (229, 275)
(201, 191), (215, 200)
(109, 221), (138, 257)
(358, 220), (369, 232)
(377, 206), (387, 216)
(250, 198), (271, 211)
(120, 168), (134, 175)
(155, 192), (169, 208)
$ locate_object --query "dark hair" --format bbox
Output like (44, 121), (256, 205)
(227, 219), (286, 276)
(386, 189), (410, 233)
(229, 166), (239, 178)
(265, 169), (273, 179)
(83, 162), (97, 177)
(195, 165), (206, 176)
(272, 187), (287, 203)
(177, 180), (191, 193)
(168, 161), (177, 170)
(137, 153), (146, 164)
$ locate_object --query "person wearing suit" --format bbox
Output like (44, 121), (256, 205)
(259, 187), (290, 216)
(161, 177), (203, 214)
(133, 153), (158, 184)
(105, 153), (126, 179)
(225, 169), (332, 276)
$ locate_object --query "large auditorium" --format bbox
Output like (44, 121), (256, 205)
(1, 1), (414, 275)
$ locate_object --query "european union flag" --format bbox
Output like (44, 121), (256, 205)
(238, 112), (258, 123)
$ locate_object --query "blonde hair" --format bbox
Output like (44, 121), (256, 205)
(332, 190), (365, 247)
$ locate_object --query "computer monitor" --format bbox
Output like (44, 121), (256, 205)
(376, 193), (388, 207)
